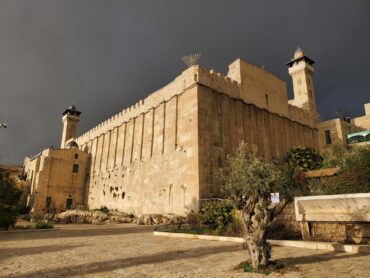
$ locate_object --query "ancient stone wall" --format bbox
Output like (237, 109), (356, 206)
(79, 87), (199, 215)
(73, 62), (317, 215)
(197, 85), (318, 198)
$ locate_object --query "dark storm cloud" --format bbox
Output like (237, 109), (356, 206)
(0, 0), (369, 164)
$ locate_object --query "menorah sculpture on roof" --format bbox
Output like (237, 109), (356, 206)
(0, 116), (7, 128)
(181, 53), (201, 67)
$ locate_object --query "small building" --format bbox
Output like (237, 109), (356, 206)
(318, 103), (370, 149)
(25, 106), (89, 214)
(352, 103), (370, 130)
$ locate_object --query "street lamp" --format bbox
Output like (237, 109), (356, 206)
(0, 122), (7, 128)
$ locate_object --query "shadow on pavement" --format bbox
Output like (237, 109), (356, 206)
(0, 243), (84, 262)
(279, 250), (368, 266)
(0, 225), (152, 242)
(8, 243), (242, 278)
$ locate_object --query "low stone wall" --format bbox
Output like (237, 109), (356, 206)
(295, 193), (370, 244)
(271, 203), (370, 244)
(306, 222), (370, 244)
(268, 203), (301, 240)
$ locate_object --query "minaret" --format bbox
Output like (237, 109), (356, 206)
(287, 47), (318, 126)
(61, 104), (81, 148)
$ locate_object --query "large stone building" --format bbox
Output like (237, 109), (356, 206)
(26, 48), (364, 216)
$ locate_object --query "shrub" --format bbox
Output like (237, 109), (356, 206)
(96, 206), (109, 214)
(35, 222), (54, 229)
(0, 205), (17, 230)
(310, 145), (370, 194)
(0, 173), (22, 206)
(199, 201), (234, 233)
(186, 210), (200, 228)
(0, 169), (22, 230)
(224, 215), (243, 237)
(18, 206), (30, 215)
(321, 142), (347, 168)
(285, 147), (323, 171)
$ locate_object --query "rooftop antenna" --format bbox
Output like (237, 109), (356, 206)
(181, 53), (201, 67)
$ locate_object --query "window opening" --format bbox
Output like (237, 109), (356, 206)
(66, 198), (73, 210)
(45, 197), (52, 209)
(325, 130), (332, 145)
(72, 164), (79, 173)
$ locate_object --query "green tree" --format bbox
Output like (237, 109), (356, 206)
(222, 142), (302, 271)
(0, 169), (21, 230)
(285, 147), (323, 171)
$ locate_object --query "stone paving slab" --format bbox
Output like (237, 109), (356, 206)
(0, 224), (370, 277)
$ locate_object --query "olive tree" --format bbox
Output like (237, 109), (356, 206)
(222, 142), (302, 270)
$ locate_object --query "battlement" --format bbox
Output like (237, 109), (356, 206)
(76, 66), (195, 145)
(76, 65), (244, 146)
(76, 61), (315, 147)
(288, 104), (312, 126)
(197, 67), (242, 99)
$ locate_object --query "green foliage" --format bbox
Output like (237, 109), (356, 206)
(235, 260), (296, 275)
(186, 210), (200, 228)
(223, 142), (301, 204)
(18, 206), (30, 215)
(321, 142), (347, 168)
(0, 205), (17, 230)
(183, 205), (242, 236)
(243, 263), (254, 272)
(0, 173), (21, 206)
(310, 144), (370, 194)
(0, 169), (22, 230)
(97, 206), (109, 214)
(285, 147), (323, 171)
(234, 261), (255, 273)
(224, 216), (243, 237)
(35, 221), (54, 229)
(199, 201), (234, 232)
(221, 142), (301, 270)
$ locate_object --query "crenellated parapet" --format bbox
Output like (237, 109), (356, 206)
(76, 61), (316, 148)
(197, 67), (242, 99)
(76, 65), (243, 146)
(76, 66), (196, 146)
(287, 104), (312, 127)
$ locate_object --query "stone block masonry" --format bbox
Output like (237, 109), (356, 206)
(71, 57), (318, 216)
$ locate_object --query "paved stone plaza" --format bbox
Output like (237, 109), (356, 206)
(0, 224), (369, 278)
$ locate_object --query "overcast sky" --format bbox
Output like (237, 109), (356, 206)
(0, 0), (369, 164)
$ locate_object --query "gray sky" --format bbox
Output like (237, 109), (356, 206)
(0, 0), (369, 164)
